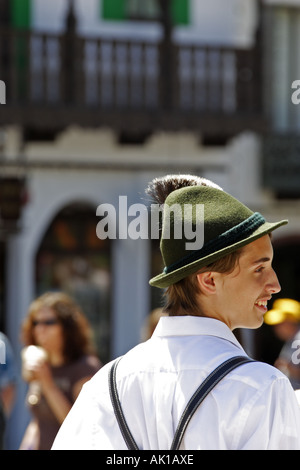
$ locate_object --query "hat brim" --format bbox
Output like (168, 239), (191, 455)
(149, 220), (288, 288)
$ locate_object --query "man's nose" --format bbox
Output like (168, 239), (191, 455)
(267, 268), (281, 295)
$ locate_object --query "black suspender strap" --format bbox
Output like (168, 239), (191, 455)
(108, 356), (139, 450)
(170, 355), (253, 450)
(108, 355), (254, 451)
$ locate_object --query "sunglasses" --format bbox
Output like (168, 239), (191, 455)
(32, 319), (59, 327)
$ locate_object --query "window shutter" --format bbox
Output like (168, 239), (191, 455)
(102, 0), (126, 21)
(101, 0), (189, 25)
(171, 0), (189, 25)
(11, 0), (31, 28)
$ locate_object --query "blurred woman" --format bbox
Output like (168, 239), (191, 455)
(19, 292), (102, 450)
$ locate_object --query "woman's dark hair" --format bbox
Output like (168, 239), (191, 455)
(21, 292), (96, 362)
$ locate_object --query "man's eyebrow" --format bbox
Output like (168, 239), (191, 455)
(252, 257), (271, 265)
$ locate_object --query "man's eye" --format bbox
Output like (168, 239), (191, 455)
(255, 267), (264, 273)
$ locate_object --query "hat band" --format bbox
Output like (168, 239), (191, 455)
(163, 212), (265, 275)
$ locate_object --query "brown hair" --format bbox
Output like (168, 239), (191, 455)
(163, 249), (243, 316)
(21, 292), (96, 362)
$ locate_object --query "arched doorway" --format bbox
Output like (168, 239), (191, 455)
(35, 201), (111, 363)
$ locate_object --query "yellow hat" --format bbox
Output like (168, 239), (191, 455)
(264, 298), (300, 325)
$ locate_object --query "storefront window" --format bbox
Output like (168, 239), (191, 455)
(35, 202), (111, 363)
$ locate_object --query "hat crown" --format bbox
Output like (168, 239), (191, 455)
(149, 182), (287, 288)
(160, 186), (253, 269)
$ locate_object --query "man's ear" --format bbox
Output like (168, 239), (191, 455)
(196, 272), (216, 295)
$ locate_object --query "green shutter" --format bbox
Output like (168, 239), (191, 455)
(101, 0), (189, 25)
(10, 0), (31, 99)
(102, 0), (126, 21)
(11, 0), (31, 28)
(171, 0), (189, 25)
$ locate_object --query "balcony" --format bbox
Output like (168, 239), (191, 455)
(0, 26), (266, 140)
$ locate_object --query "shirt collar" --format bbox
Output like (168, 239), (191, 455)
(152, 315), (244, 350)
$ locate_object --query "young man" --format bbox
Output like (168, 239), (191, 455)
(52, 175), (300, 450)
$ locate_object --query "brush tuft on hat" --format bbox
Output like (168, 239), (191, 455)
(145, 174), (222, 206)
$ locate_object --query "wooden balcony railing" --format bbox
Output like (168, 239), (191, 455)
(0, 27), (266, 136)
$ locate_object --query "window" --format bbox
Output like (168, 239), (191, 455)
(101, 0), (189, 25)
(126, 0), (160, 21)
(35, 203), (112, 363)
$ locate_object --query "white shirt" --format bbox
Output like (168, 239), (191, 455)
(52, 316), (300, 450)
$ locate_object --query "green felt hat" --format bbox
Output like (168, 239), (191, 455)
(150, 185), (288, 288)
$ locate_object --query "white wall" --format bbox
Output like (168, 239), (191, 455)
(32, 0), (257, 45)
